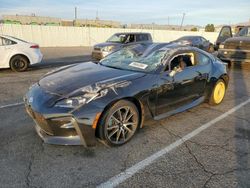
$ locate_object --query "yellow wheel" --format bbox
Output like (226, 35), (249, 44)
(209, 79), (226, 105)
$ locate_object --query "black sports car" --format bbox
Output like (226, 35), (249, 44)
(172, 36), (214, 53)
(24, 43), (229, 147)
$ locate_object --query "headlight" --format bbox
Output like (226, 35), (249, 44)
(55, 93), (99, 108)
(219, 44), (224, 49)
(55, 87), (108, 108)
(102, 46), (114, 52)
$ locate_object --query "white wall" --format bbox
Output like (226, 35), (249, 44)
(0, 24), (219, 47)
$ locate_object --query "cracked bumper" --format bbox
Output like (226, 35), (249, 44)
(25, 103), (97, 147)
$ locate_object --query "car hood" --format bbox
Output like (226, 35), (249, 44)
(39, 62), (145, 96)
(94, 42), (122, 48)
(225, 36), (250, 43)
(224, 37), (250, 49)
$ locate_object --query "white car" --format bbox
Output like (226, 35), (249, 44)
(0, 35), (43, 71)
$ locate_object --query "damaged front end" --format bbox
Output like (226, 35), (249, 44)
(55, 80), (131, 109)
(24, 80), (132, 147)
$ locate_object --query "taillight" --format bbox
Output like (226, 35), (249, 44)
(30, 45), (39, 49)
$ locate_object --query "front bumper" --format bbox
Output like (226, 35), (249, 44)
(35, 124), (81, 145)
(218, 49), (250, 62)
(25, 104), (97, 147)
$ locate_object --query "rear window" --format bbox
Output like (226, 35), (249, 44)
(237, 27), (250, 37)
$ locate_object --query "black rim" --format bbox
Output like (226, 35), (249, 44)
(105, 106), (138, 144)
(13, 59), (26, 70)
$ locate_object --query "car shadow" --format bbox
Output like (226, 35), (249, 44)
(0, 55), (95, 74)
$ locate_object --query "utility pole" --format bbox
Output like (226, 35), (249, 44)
(180, 13), (185, 30)
(74, 7), (77, 26)
(96, 10), (99, 27)
(75, 7), (77, 20)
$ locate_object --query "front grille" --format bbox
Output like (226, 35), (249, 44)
(225, 42), (250, 50)
(220, 50), (250, 60)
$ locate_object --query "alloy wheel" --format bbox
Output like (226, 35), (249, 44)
(105, 106), (138, 145)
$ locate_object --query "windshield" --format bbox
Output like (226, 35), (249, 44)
(107, 34), (128, 43)
(100, 47), (167, 73)
(237, 27), (250, 37)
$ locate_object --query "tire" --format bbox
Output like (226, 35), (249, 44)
(10, 55), (29, 72)
(209, 79), (226, 105)
(98, 100), (139, 146)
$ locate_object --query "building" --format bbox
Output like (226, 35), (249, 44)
(2, 15), (61, 25)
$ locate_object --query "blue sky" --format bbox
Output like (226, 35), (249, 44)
(0, 0), (249, 26)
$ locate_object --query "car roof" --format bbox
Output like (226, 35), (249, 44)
(0, 35), (14, 40)
(0, 35), (29, 43)
(1, 35), (20, 42)
(157, 42), (196, 51)
(113, 32), (150, 35)
(154, 42), (214, 58)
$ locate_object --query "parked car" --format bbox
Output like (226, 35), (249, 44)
(217, 26), (250, 63)
(92, 32), (153, 60)
(0, 35), (43, 71)
(172, 36), (214, 53)
(24, 43), (228, 147)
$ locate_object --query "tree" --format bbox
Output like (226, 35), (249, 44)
(191, 27), (198, 32)
(205, 24), (215, 32)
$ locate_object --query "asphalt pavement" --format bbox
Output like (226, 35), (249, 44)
(0, 47), (249, 188)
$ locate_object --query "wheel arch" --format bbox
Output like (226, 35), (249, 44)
(205, 73), (229, 102)
(95, 97), (145, 138)
(219, 73), (229, 88)
(9, 53), (31, 67)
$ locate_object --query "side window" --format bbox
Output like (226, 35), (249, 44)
(220, 27), (231, 38)
(136, 34), (149, 42)
(1, 38), (15, 45)
(169, 53), (195, 71)
(196, 37), (201, 43)
(238, 27), (250, 37)
(128, 34), (135, 43)
(196, 52), (211, 65)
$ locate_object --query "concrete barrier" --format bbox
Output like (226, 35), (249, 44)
(0, 24), (219, 47)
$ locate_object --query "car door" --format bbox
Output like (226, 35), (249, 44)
(0, 37), (11, 68)
(215, 26), (233, 50)
(0, 37), (5, 68)
(155, 51), (208, 118)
